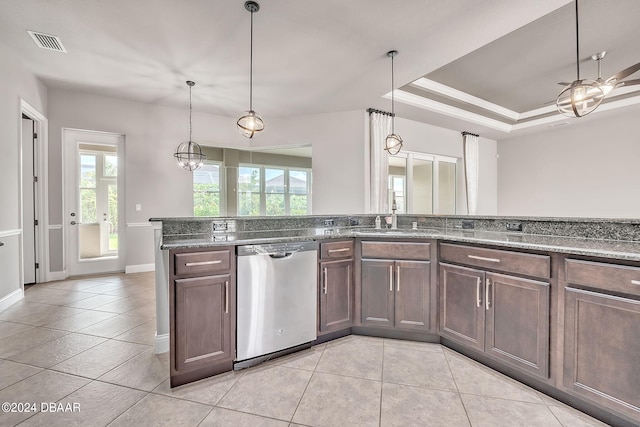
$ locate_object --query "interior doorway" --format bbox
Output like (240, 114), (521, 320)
(64, 129), (125, 276)
(21, 115), (38, 285)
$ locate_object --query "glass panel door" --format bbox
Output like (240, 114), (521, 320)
(412, 158), (433, 214)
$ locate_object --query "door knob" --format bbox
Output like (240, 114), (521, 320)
(70, 212), (76, 217)
(70, 221), (76, 225)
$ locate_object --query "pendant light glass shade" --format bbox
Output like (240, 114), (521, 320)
(556, 0), (604, 117)
(237, 1), (264, 138)
(174, 81), (206, 171)
(384, 50), (403, 155)
(237, 110), (264, 139)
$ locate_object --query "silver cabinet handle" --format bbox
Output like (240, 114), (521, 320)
(389, 265), (393, 292)
(476, 277), (481, 308)
(468, 254), (500, 263)
(328, 248), (350, 253)
(396, 265), (400, 292)
(323, 267), (328, 294)
(225, 281), (229, 314)
(632, 280), (640, 286)
(185, 260), (222, 267)
(485, 278), (491, 310)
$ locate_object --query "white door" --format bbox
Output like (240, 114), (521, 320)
(64, 129), (125, 276)
(22, 117), (37, 284)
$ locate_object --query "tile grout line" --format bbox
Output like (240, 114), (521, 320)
(442, 345), (474, 427)
(283, 343), (325, 424)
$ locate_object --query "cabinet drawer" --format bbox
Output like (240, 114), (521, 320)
(566, 259), (640, 297)
(440, 243), (550, 279)
(361, 241), (430, 261)
(320, 240), (354, 260)
(174, 250), (231, 276)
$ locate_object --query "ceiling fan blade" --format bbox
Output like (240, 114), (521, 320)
(557, 82), (571, 86)
(617, 79), (640, 88)
(606, 62), (640, 83)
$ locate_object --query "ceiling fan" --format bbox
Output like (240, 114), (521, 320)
(555, 0), (640, 117)
(558, 51), (640, 97)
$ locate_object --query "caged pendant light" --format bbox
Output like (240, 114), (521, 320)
(556, 0), (604, 117)
(174, 81), (206, 171)
(237, 1), (265, 138)
(384, 50), (403, 155)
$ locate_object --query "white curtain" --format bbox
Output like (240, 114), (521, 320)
(463, 132), (480, 215)
(369, 112), (391, 213)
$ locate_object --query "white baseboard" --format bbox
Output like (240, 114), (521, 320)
(125, 263), (155, 274)
(48, 271), (68, 282)
(0, 288), (24, 312)
(154, 333), (169, 354)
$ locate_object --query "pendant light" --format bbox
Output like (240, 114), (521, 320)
(384, 50), (403, 155)
(237, 1), (264, 138)
(556, 0), (604, 117)
(174, 81), (206, 171)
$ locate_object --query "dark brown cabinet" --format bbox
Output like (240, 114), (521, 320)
(318, 241), (354, 334)
(562, 259), (640, 422)
(439, 244), (550, 379)
(360, 241), (431, 332)
(169, 247), (236, 387)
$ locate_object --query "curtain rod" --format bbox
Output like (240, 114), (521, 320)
(367, 108), (395, 117)
(461, 131), (479, 137)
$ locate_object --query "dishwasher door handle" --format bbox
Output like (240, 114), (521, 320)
(268, 252), (296, 259)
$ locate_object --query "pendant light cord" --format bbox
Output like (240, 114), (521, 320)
(189, 84), (193, 141)
(391, 53), (395, 133)
(575, 0), (580, 80)
(249, 8), (254, 112)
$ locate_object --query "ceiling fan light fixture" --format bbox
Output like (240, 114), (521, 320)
(237, 1), (264, 139)
(174, 81), (206, 171)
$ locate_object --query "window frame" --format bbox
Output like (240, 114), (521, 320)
(193, 160), (225, 217)
(238, 163), (312, 216)
(390, 150), (457, 214)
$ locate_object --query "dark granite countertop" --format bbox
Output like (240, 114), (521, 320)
(160, 226), (640, 262)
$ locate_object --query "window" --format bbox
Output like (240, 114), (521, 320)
(238, 165), (311, 216)
(193, 162), (224, 216)
(388, 151), (457, 214)
(79, 154), (97, 223)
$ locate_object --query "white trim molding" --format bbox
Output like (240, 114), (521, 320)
(48, 271), (68, 281)
(48, 224), (63, 230)
(125, 263), (155, 274)
(0, 288), (24, 312)
(126, 222), (153, 228)
(0, 229), (21, 238)
(154, 333), (169, 354)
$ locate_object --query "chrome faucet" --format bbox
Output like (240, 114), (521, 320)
(391, 199), (398, 230)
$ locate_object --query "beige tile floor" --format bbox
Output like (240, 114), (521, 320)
(0, 272), (610, 426)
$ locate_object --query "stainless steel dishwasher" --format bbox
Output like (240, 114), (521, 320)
(235, 241), (318, 369)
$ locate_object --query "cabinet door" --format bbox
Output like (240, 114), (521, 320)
(319, 258), (353, 333)
(395, 260), (431, 331)
(438, 263), (485, 351)
(361, 259), (395, 327)
(485, 273), (549, 379)
(174, 274), (233, 375)
(563, 288), (640, 421)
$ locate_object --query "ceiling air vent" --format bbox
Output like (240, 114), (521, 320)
(27, 30), (66, 53)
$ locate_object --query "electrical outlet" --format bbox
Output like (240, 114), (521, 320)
(506, 222), (523, 232)
(324, 219), (335, 227)
(461, 220), (474, 230)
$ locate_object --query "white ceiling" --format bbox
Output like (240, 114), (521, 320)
(4, 0), (637, 140)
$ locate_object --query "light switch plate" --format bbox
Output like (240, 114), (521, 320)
(135, 204), (142, 212)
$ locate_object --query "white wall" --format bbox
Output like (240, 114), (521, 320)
(497, 105), (640, 218)
(0, 41), (48, 301)
(47, 89), (366, 272)
(394, 117), (498, 215)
